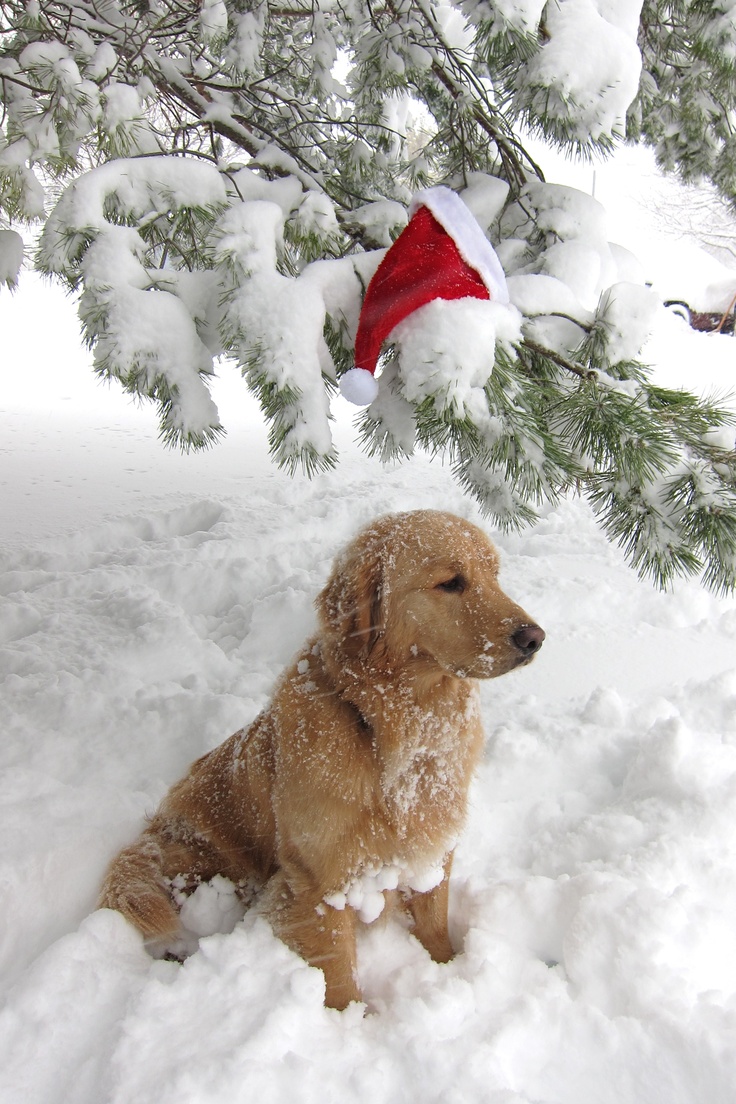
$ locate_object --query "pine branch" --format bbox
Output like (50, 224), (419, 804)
(518, 338), (596, 380)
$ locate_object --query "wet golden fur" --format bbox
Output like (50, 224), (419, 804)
(99, 510), (543, 1008)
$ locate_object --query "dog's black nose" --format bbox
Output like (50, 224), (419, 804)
(511, 624), (545, 655)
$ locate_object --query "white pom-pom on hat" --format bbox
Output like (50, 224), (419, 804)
(339, 367), (380, 405)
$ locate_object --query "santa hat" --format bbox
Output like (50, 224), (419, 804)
(340, 186), (510, 405)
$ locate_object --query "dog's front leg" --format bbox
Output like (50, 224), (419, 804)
(405, 853), (454, 963)
(263, 870), (361, 1010)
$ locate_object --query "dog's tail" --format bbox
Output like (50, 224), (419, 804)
(99, 831), (180, 940)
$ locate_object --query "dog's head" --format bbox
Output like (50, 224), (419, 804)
(317, 510), (544, 680)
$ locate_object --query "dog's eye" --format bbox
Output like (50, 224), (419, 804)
(436, 574), (466, 594)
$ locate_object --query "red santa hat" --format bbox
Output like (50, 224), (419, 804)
(340, 186), (510, 405)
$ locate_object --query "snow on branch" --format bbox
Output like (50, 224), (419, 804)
(1, 1), (736, 591)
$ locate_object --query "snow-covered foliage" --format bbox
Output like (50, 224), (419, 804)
(1, 1), (735, 591)
(633, 0), (736, 194)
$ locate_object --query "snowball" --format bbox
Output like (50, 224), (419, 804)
(323, 891), (347, 911)
(374, 866), (401, 891)
(346, 879), (386, 924)
(404, 861), (445, 894)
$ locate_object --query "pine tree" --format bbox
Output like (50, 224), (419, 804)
(1, 0), (735, 592)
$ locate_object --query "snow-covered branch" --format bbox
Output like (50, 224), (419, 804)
(1, 0), (735, 592)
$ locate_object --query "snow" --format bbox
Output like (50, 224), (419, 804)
(390, 297), (521, 415)
(523, 0), (642, 141)
(327, 859), (448, 924)
(200, 0), (228, 44)
(2, 257), (736, 1100)
(38, 157), (228, 274)
(99, 82), (158, 156)
(506, 272), (589, 321)
(594, 281), (660, 365)
(0, 228), (24, 288)
(341, 199), (407, 248)
(459, 173), (511, 235)
(500, 182), (629, 315)
(225, 10), (266, 77)
(477, 0), (547, 35)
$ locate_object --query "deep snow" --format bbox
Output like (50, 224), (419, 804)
(1, 268), (736, 1102)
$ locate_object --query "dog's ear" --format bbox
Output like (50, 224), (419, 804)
(317, 539), (385, 658)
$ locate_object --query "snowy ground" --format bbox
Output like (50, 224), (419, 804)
(2, 272), (736, 1103)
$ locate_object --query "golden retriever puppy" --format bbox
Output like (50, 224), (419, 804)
(99, 510), (544, 1009)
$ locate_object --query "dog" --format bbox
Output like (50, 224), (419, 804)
(99, 510), (544, 1009)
